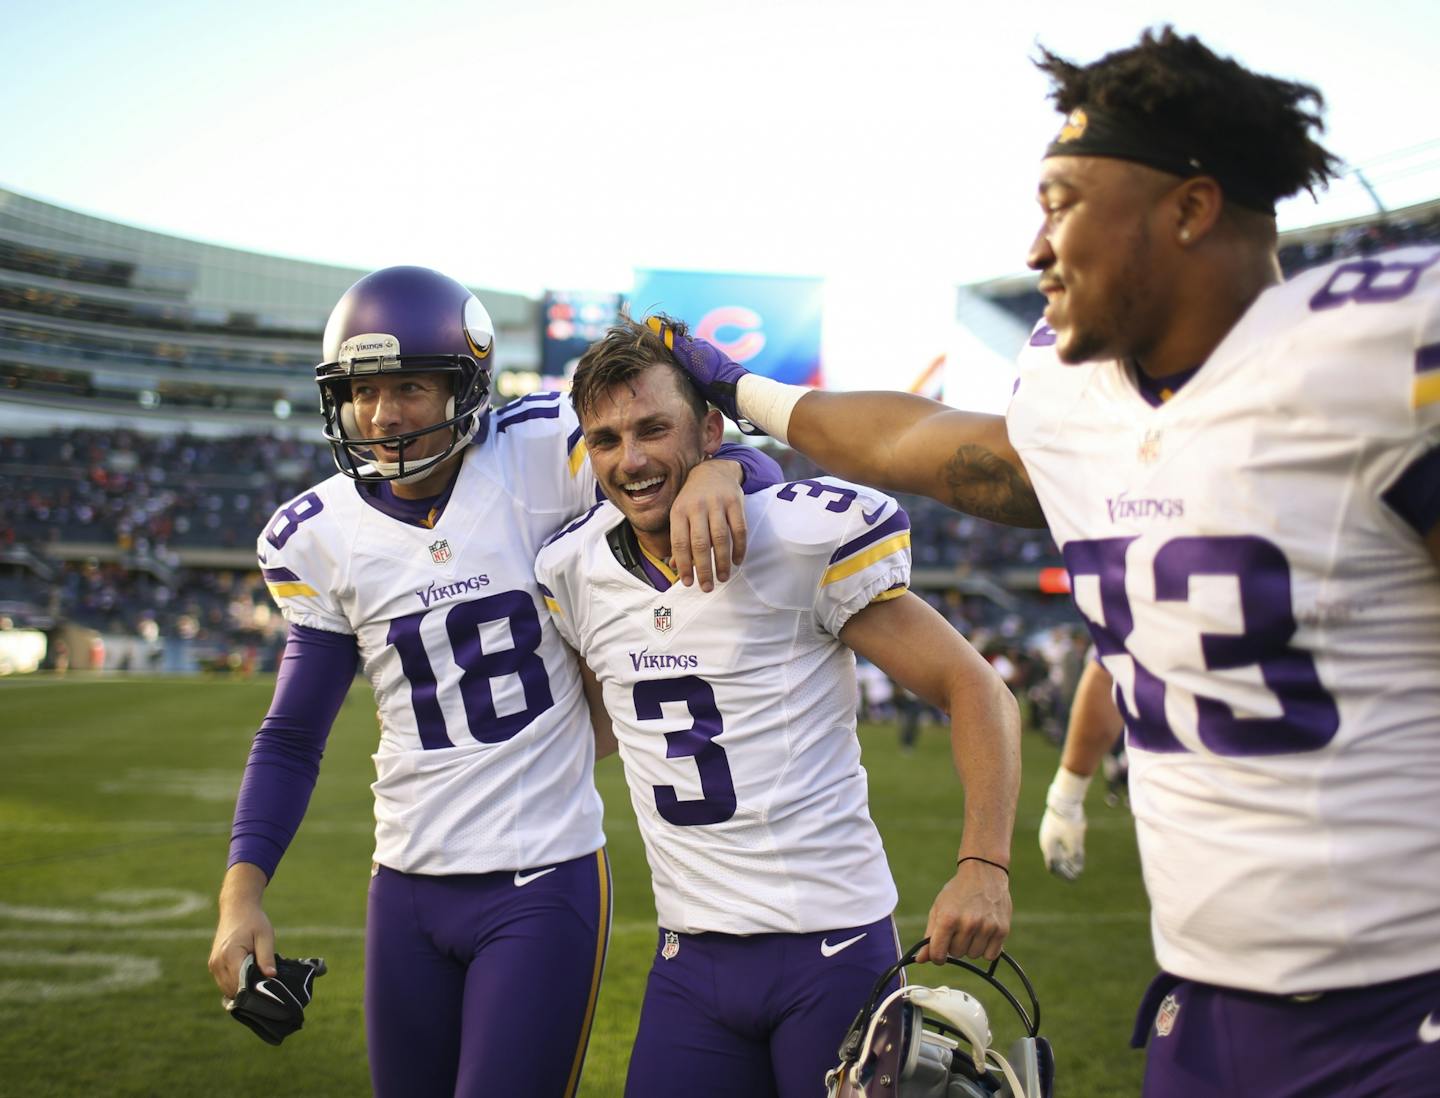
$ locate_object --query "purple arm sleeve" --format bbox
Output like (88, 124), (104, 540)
(227, 623), (359, 880)
(1382, 446), (1440, 538)
(714, 441), (782, 494)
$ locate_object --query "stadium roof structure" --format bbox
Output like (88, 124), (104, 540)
(0, 186), (538, 433)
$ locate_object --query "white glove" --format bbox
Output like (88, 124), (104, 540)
(1038, 767), (1091, 881)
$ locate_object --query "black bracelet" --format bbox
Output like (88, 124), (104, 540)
(956, 855), (1009, 876)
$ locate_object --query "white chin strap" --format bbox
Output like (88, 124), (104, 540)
(340, 397), (476, 483)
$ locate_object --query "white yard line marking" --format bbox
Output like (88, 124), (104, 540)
(0, 889), (209, 925)
(0, 950), (162, 1002)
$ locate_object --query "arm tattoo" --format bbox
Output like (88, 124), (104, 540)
(941, 445), (1047, 528)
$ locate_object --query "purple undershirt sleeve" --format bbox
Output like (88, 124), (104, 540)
(714, 441), (783, 494)
(1381, 446), (1440, 539)
(227, 622), (359, 880)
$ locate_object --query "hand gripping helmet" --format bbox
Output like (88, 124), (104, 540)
(826, 940), (1054, 1098)
(315, 265), (495, 482)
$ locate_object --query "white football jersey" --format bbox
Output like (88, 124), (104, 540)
(1008, 246), (1440, 993)
(258, 396), (606, 874)
(536, 477), (910, 935)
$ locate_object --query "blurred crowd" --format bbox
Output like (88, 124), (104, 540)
(24, 204), (1432, 681)
(1, 429), (1076, 678)
(0, 430), (331, 553)
(1276, 208), (1440, 273)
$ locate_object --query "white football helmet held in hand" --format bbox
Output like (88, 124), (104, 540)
(826, 939), (1053, 1098)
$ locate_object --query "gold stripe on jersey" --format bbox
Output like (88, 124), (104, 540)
(563, 849), (611, 1098)
(568, 437), (588, 477)
(822, 532), (911, 587)
(265, 581), (319, 599)
(869, 585), (909, 604)
(639, 543), (680, 583)
(1416, 372), (1440, 408)
(544, 595), (563, 615)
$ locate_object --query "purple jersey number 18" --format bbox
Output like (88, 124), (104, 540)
(387, 590), (555, 750)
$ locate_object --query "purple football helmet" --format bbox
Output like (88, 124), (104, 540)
(315, 265), (495, 482)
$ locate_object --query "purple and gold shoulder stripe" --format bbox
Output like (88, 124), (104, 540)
(496, 391), (563, 433)
(822, 507), (911, 588)
(262, 566), (318, 600)
(869, 581), (909, 605)
(1416, 343), (1440, 408)
(566, 424), (588, 477)
(538, 582), (562, 616)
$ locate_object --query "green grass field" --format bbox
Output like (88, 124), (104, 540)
(1, 676), (1153, 1097)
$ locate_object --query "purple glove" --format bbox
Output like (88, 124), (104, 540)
(645, 316), (766, 435)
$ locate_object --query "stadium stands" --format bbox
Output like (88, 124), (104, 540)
(3, 186), (1437, 678)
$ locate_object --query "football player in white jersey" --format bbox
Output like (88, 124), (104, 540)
(205, 266), (780, 1098)
(535, 317), (1021, 1098)
(661, 28), (1440, 1098)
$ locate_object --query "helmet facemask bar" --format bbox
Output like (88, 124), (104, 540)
(316, 353), (490, 483)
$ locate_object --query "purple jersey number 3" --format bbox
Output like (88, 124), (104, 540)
(634, 676), (737, 826)
(1063, 534), (1340, 756)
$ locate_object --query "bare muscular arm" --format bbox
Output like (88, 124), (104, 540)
(787, 391), (1047, 528)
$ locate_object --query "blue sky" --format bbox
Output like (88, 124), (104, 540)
(5, 0), (1436, 299)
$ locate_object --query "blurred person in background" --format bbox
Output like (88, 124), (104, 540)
(1036, 657), (1124, 880)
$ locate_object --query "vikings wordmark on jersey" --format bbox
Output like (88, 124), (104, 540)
(258, 398), (605, 876)
(1008, 246), (1440, 993)
(536, 477), (911, 936)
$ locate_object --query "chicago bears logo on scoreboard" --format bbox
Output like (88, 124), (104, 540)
(632, 268), (823, 387)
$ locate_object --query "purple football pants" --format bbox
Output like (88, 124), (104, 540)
(1134, 966), (1440, 1097)
(365, 850), (610, 1098)
(624, 915), (901, 1098)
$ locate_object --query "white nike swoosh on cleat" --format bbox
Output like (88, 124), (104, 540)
(1420, 1012), (1440, 1044)
(513, 867), (558, 887)
(820, 932), (867, 958)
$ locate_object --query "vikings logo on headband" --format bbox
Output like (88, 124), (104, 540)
(1044, 103), (1275, 214)
(1057, 108), (1088, 144)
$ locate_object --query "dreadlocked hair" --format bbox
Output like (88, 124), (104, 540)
(1036, 26), (1342, 207)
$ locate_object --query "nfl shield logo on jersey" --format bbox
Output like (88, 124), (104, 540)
(428, 539), (452, 565)
(661, 931), (680, 960)
(1138, 429), (1163, 464)
(1155, 993), (1181, 1038)
(653, 606), (673, 633)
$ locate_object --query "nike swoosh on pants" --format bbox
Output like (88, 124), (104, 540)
(820, 932), (867, 958)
